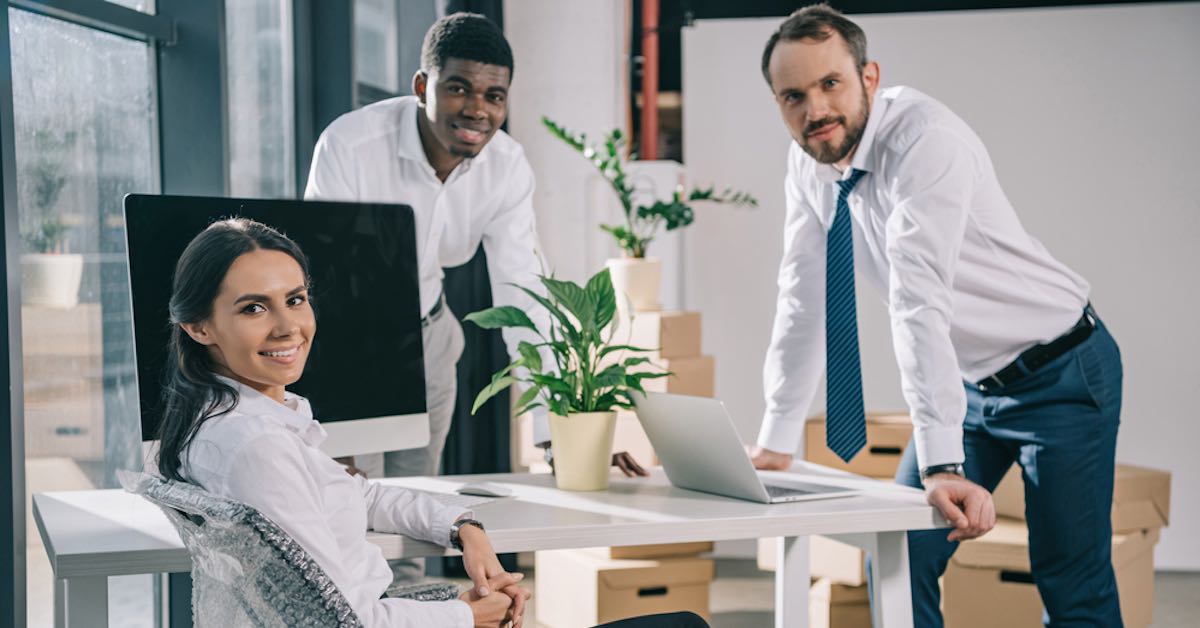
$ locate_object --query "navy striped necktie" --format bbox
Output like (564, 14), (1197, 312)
(825, 168), (868, 463)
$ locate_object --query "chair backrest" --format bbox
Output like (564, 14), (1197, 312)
(117, 470), (361, 628)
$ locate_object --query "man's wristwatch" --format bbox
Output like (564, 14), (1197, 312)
(449, 518), (485, 550)
(919, 463), (965, 483)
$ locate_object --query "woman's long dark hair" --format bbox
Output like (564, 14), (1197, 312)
(156, 218), (311, 482)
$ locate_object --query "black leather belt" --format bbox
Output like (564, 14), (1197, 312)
(420, 293), (446, 328)
(976, 304), (1097, 392)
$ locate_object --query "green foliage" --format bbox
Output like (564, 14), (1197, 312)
(20, 130), (77, 254)
(542, 116), (759, 258)
(464, 268), (668, 418)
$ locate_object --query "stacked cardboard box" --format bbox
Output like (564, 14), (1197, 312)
(534, 549), (714, 628)
(945, 463), (1171, 628)
(757, 413), (912, 627)
(531, 310), (717, 623)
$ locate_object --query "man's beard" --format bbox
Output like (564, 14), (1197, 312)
(800, 90), (869, 164)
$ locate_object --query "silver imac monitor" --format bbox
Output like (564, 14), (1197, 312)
(124, 194), (429, 458)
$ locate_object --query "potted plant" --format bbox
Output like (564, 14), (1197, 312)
(465, 268), (665, 491)
(542, 117), (756, 312)
(20, 130), (82, 309)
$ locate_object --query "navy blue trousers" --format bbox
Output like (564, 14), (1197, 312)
(896, 315), (1124, 627)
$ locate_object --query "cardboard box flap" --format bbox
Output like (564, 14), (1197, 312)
(596, 557), (715, 590)
(953, 519), (1160, 571)
(1114, 464), (1171, 526)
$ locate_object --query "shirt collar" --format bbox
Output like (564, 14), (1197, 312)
(213, 374), (326, 447)
(813, 86), (890, 185)
(396, 99), (488, 177)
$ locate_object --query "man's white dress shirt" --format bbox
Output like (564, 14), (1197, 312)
(182, 376), (474, 627)
(304, 95), (551, 443)
(759, 86), (1090, 470)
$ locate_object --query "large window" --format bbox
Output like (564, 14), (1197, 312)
(9, 6), (158, 626)
(226, 0), (295, 198)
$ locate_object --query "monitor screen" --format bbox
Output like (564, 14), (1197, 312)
(124, 194), (427, 455)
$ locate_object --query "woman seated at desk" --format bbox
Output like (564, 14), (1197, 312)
(153, 217), (707, 628)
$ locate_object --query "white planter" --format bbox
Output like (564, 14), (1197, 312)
(21, 253), (83, 309)
(549, 411), (617, 491)
(606, 257), (661, 315)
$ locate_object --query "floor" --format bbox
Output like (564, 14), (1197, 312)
(26, 556), (1199, 627)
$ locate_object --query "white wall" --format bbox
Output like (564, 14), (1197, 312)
(682, 3), (1200, 569)
(504, 0), (629, 284)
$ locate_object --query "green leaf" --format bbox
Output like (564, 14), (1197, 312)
(514, 284), (578, 340)
(621, 356), (652, 368)
(541, 276), (594, 331)
(513, 385), (541, 412)
(517, 341), (543, 373)
(586, 268), (617, 331)
(471, 376), (515, 414)
(514, 401), (544, 417)
(598, 344), (655, 359)
(463, 306), (537, 332)
(593, 364), (625, 389)
(531, 373), (574, 397)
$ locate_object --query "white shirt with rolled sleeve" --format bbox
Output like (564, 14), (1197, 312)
(181, 376), (475, 628)
(758, 86), (1090, 471)
(304, 95), (552, 443)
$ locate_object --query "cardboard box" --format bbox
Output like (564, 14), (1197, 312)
(943, 518), (1159, 628)
(756, 536), (868, 586)
(606, 541), (714, 560)
(640, 355), (715, 398)
(804, 413), (911, 478)
(620, 310), (702, 359)
(534, 549), (713, 628)
(991, 463), (1171, 532)
(810, 578), (871, 628)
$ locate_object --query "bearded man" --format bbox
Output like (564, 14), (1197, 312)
(750, 5), (1124, 627)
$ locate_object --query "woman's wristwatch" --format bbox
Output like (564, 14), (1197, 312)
(449, 518), (485, 550)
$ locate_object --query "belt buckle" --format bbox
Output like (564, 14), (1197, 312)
(979, 373), (1006, 391)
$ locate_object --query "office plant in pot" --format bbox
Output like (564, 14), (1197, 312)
(20, 130), (82, 309)
(542, 116), (757, 312)
(466, 268), (665, 491)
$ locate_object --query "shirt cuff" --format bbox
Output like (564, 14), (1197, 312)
(756, 413), (805, 455)
(449, 600), (474, 627)
(432, 506), (473, 548)
(914, 425), (964, 470)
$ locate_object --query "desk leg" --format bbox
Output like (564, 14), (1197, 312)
(56, 576), (108, 628)
(774, 535), (810, 628)
(870, 531), (913, 628)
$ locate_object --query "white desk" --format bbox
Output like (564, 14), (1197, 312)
(33, 463), (944, 628)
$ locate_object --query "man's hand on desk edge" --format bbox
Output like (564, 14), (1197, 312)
(459, 524), (530, 627)
(749, 446), (793, 470)
(613, 451), (649, 477)
(923, 473), (996, 542)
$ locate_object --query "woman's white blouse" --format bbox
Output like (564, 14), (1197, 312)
(181, 377), (474, 627)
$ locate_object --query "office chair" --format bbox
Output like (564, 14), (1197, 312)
(118, 470), (460, 627)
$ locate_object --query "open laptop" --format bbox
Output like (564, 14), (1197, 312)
(634, 392), (860, 504)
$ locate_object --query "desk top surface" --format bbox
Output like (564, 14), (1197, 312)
(33, 463), (942, 578)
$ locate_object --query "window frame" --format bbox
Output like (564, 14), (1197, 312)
(0, 0), (227, 624)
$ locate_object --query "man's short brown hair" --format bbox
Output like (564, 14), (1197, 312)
(761, 3), (868, 86)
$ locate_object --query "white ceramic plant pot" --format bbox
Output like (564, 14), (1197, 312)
(21, 253), (83, 309)
(548, 411), (617, 491)
(606, 257), (661, 315)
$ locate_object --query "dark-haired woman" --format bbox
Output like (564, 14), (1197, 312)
(155, 218), (708, 628)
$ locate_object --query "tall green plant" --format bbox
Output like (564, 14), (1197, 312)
(542, 116), (758, 258)
(21, 130), (76, 253)
(465, 268), (667, 417)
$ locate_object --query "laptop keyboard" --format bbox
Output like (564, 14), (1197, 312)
(764, 483), (816, 499)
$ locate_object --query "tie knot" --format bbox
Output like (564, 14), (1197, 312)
(838, 168), (866, 196)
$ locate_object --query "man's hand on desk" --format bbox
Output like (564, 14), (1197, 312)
(923, 474), (996, 542)
(459, 524), (531, 627)
(613, 451), (649, 477)
(750, 446), (793, 470)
